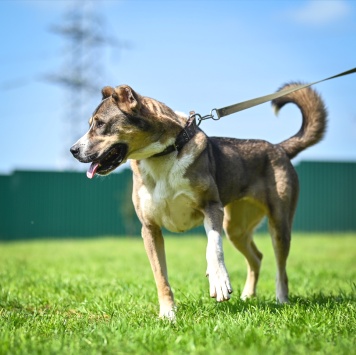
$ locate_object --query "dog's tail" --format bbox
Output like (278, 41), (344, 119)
(272, 83), (327, 160)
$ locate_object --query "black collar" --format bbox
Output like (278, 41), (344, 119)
(152, 116), (197, 158)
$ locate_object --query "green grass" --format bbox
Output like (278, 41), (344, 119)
(0, 233), (355, 354)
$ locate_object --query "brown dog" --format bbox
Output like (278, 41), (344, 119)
(70, 83), (327, 319)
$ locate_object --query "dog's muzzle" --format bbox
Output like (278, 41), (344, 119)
(70, 143), (128, 179)
(70, 144), (81, 159)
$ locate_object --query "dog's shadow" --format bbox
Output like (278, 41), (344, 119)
(177, 288), (355, 318)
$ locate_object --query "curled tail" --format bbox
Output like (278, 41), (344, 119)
(272, 83), (327, 159)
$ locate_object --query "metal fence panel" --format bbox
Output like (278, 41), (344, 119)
(0, 170), (140, 240)
(294, 161), (356, 231)
(0, 161), (355, 240)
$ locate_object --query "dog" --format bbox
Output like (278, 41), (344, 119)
(70, 83), (327, 320)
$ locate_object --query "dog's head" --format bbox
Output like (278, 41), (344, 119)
(70, 85), (182, 178)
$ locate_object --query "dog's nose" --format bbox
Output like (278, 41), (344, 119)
(70, 145), (80, 157)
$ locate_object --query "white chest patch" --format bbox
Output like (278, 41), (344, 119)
(137, 153), (204, 232)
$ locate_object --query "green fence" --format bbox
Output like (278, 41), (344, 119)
(0, 169), (139, 240)
(0, 161), (355, 240)
(293, 161), (356, 232)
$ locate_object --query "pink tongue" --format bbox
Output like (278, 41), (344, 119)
(87, 163), (100, 179)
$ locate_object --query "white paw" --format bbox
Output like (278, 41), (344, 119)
(206, 265), (233, 302)
(205, 228), (232, 302)
(159, 304), (176, 321)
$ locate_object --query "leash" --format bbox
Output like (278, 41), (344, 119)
(191, 67), (356, 125)
(153, 67), (355, 158)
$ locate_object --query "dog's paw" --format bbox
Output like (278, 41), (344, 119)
(159, 304), (176, 321)
(276, 294), (289, 304)
(240, 291), (255, 301)
(206, 265), (233, 302)
(240, 283), (256, 300)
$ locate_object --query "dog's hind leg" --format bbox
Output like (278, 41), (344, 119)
(268, 212), (292, 303)
(141, 225), (176, 320)
(223, 200), (265, 300)
(266, 162), (298, 303)
(267, 177), (297, 303)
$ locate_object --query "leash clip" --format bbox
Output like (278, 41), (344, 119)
(189, 108), (220, 126)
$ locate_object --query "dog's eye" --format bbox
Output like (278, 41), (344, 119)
(96, 120), (105, 128)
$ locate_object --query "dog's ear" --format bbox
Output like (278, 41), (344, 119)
(112, 85), (140, 113)
(101, 86), (115, 100)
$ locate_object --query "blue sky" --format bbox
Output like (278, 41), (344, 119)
(0, 0), (355, 174)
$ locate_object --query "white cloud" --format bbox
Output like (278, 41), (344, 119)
(290, 0), (351, 26)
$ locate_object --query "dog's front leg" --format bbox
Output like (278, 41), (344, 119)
(141, 225), (176, 320)
(204, 202), (233, 302)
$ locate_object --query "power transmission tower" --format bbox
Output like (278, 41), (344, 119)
(47, 1), (115, 169)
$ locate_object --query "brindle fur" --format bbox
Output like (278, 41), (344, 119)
(71, 84), (327, 320)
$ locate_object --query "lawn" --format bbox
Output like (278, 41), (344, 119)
(0, 233), (355, 354)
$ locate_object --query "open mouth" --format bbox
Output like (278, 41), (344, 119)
(87, 143), (128, 179)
